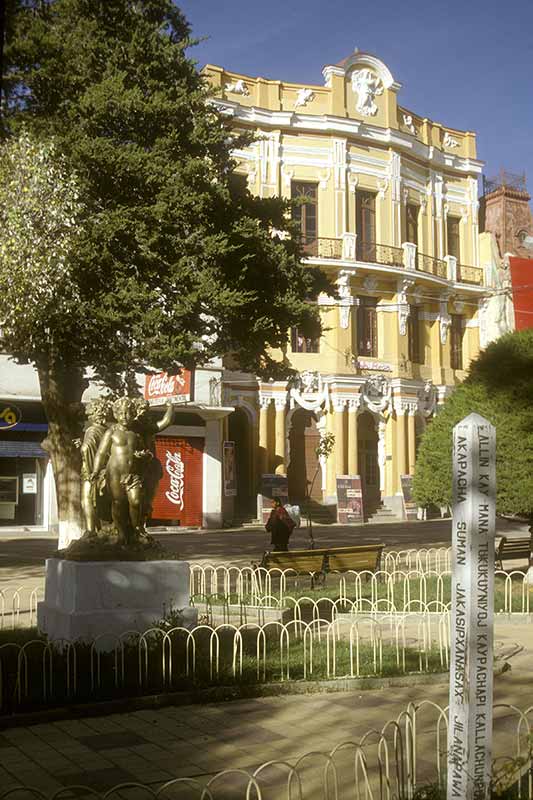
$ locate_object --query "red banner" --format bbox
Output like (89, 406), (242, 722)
(151, 437), (203, 527)
(144, 370), (192, 403)
(509, 257), (533, 331)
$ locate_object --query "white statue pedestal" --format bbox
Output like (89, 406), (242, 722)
(37, 559), (198, 645)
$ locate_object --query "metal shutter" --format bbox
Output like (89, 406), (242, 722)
(152, 436), (204, 527)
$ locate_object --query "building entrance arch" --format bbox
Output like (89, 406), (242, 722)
(357, 411), (380, 515)
(227, 407), (254, 518)
(287, 408), (321, 504)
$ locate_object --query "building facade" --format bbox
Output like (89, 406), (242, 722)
(480, 171), (533, 332)
(206, 51), (494, 520)
(0, 356), (231, 534)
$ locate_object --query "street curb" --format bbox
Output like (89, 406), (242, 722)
(0, 661), (511, 730)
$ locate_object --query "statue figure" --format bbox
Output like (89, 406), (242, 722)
(78, 398), (112, 537)
(90, 396), (174, 546)
(132, 398), (175, 525)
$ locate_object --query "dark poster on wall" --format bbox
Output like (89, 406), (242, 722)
(336, 475), (364, 524)
(400, 474), (418, 520)
(260, 474), (289, 524)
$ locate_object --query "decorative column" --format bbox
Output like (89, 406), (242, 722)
(348, 398), (360, 476)
(407, 404), (417, 475)
(395, 400), (408, 483)
(333, 398), (346, 477)
(258, 398), (270, 478)
(274, 397), (287, 475)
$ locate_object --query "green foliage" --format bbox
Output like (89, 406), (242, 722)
(2, 0), (331, 389)
(316, 431), (335, 460)
(0, 131), (84, 366)
(412, 330), (533, 517)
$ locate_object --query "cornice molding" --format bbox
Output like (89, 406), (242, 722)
(210, 99), (483, 175)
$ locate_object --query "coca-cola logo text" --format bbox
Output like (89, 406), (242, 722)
(145, 371), (189, 400)
(165, 450), (185, 509)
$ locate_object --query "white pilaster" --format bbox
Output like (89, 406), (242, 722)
(202, 418), (223, 528)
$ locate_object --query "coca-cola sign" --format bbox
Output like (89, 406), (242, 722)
(144, 370), (192, 403)
(165, 450), (185, 509)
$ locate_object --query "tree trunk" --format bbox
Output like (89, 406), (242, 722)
(38, 361), (86, 549)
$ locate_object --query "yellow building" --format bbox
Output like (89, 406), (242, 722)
(205, 51), (489, 521)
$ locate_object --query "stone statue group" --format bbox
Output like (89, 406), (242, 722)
(77, 396), (174, 547)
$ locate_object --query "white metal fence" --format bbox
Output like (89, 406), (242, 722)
(0, 616), (450, 714)
(0, 700), (531, 798)
(2, 564), (533, 631)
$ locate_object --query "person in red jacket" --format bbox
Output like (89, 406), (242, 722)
(265, 498), (295, 551)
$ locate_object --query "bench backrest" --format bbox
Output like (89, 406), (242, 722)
(328, 546), (383, 573)
(262, 544), (384, 575)
(263, 550), (326, 574)
(497, 537), (532, 564)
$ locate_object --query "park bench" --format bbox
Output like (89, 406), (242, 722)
(260, 544), (384, 584)
(325, 544), (384, 574)
(261, 548), (328, 579)
(495, 536), (532, 570)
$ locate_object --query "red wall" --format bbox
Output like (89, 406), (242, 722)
(152, 437), (203, 527)
(509, 257), (533, 330)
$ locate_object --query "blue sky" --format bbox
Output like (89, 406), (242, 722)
(179, 0), (533, 196)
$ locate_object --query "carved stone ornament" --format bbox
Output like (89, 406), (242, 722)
(361, 375), (391, 414)
(225, 79), (249, 96)
(453, 300), (465, 314)
(402, 113), (417, 136)
(418, 379), (437, 418)
(363, 276), (378, 293)
(443, 132), (459, 149)
(398, 279), (414, 337)
(294, 88), (315, 108)
(378, 178), (389, 200)
(348, 174), (359, 193)
(299, 371), (320, 393)
(289, 372), (329, 412)
(282, 166), (294, 189)
(337, 274), (353, 330)
(351, 69), (384, 116)
(439, 297), (451, 345)
(318, 169), (331, 189)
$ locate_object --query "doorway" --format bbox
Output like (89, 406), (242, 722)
(227, 408), (254, 518)
(287, 409), (322, 504)
(357, 411), (380, 515)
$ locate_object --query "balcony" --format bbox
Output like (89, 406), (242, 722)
(301, 234), (484, 286)
(457, 263), (484, 285)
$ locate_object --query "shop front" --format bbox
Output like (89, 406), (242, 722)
(0, 399), (55, 528)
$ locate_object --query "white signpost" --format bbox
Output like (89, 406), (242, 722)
(447, 413), (496, 800)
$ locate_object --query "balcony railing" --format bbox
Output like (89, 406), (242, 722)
(302, 236), (343, 259)
(356, 240), (404, 268)
(300, 234), (483, 286)
(417, 251), (447, 280)
(457, 263), (484, 285)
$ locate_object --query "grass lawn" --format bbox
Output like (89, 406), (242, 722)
(199, 573), (533, 614)
(0, 624), (445, 715)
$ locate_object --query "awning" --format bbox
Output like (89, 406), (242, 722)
(0, 441), (48, 458)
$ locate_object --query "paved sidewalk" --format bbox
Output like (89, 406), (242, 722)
(0, 621), (531, 796)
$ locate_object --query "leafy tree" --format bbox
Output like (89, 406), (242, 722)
(412, 329), (533, 517)
(0, 0), (330, 542)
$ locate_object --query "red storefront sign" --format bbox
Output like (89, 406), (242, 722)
(151, 437), (203, 527)
(144, 370), (192, 403)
